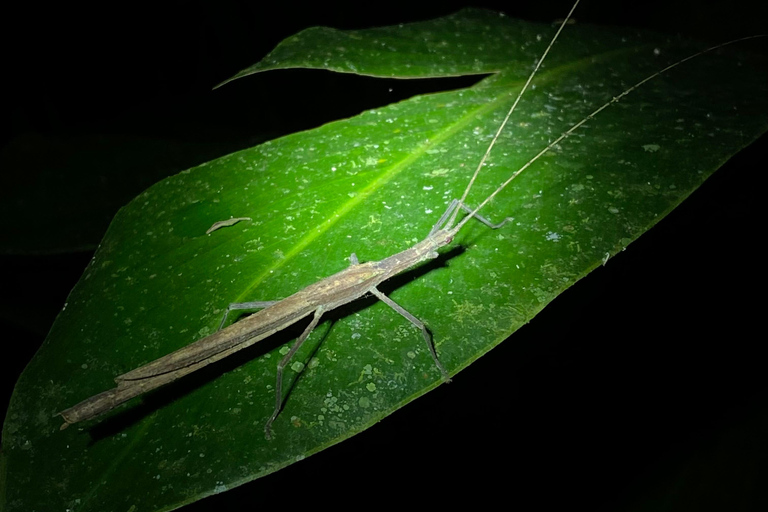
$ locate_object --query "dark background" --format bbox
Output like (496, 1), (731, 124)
(2, 1), (767, 510)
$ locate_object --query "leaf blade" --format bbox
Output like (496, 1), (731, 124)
(3, 10), (767, 512)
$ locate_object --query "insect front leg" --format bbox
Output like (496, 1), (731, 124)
(369, 287), (451, 383)
(456, 202), (514, 230)
(429, 199), (462, 235)
(430, 198), (513, 235)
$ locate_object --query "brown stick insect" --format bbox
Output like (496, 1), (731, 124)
(58, 0), (765, 441)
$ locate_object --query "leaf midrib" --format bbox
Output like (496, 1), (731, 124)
(81, 39), (655, 510)
(232, 42), (651, 303)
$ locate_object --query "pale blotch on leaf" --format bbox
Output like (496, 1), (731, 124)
(205, 217), (251, 235)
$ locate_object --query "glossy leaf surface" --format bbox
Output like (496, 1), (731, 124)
(2, 9), (767, 512)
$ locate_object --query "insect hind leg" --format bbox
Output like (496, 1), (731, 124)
(218, 300), (280, 330)
(265, 306), (326, 439)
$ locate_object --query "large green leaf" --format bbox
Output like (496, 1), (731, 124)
(3, 9), (767, 512)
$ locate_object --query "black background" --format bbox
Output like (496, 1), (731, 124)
(2, 1), (767, 510)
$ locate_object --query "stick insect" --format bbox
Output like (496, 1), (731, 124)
(58, 1), (764, 441)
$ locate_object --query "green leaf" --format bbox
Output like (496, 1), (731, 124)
(3, 9), (767, 512)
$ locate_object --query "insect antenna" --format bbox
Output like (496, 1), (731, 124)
(454, 33), (768, 233)
(446, 0), (581, 230)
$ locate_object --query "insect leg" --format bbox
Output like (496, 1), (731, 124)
(265, 306), (326, 439)
(429, 198), (513, 234)
(457, 202), (514, 230)
(428, 199), (461, 236)
(369, 287), (451, 382)
(218, 300), (280, 330)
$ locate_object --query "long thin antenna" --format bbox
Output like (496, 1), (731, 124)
(454, 33), (767, 233)
(446, 0), (581, 229)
